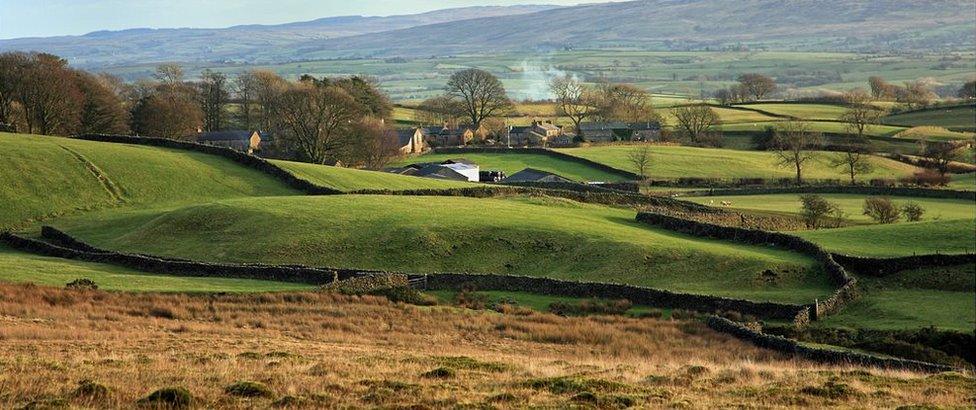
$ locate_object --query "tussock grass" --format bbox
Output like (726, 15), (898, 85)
(0, 283), (969, 408)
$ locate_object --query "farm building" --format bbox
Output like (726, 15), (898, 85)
(577, 121), (661, 142)
(396, 128), (427, 154)
(507, 120), (563, 146)
(196, 130), (268, 153)
(387, 158), (480, 182)
(502, 168), (573, 183)
(424, 125), (476, 147)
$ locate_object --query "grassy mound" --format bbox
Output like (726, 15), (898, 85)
(389, 152), (627, 182)
(0, 245), (312, 292)
(557, 145), (919, 180)
(796, 219), (976, 257)
(0, 133), (297, 229)
(270, 159), (474, 191)
(54, 195), (828, 303)
(684, 194), (975, 223)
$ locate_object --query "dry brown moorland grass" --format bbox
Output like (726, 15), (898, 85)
(0, 283), (972, 409)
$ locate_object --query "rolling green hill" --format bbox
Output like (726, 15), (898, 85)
(0, 133), (298, 230)
(0, 245), (311, 292)
(556, 145), (920, 181)
(390, 152), (628, 182)
(271, 159), (475, 191)
(51, 195), (829, 304)
(731, 103), (850, 121)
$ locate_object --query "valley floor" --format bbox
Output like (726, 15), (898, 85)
(0, 283), (971, 409)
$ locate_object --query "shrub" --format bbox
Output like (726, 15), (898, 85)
(73, 379), (109, 399)
(900, 169), (950, 187)
(869, 178), (896, 188)
(453, 286), (490, 310)
(225, 381), (274, 398)
(138, 387), (193, 408)
(902, 202), (925, 222)
(863, 197), (901, 224)
(799, 194), (843, 229)
(65, 278), (98, 290)
(420, 367), (456, 379)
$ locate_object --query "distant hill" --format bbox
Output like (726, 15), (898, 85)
(0, 5), (560, 67)
(1, 0), (972, 68)
(298, 0), (975, 58)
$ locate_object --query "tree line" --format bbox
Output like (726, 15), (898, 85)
(0, 52), (402, 168)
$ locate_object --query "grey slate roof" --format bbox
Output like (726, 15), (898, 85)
(502, 168), (573, 183)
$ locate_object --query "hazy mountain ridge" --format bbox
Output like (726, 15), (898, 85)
(0, 5), (560, 67)
(297, 0), (975, 58)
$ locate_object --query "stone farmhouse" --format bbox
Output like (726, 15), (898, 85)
(396, 128), (427, 155)
(507, 120), (563, 146)
(196, 130), (268, 153)
(577, 121), (662, 142)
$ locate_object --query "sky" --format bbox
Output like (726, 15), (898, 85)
(0, 0), (610, 39)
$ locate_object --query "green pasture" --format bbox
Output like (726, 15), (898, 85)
(796, 219), (976, 257)
(51, 195), (830, 304)
(684, 193), (975, 223)
(883, 105), (976, 131)
(556, 145), (920, 180)
(0, 245), (312, 293)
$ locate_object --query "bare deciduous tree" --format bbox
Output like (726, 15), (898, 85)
(276, 83), (363, 164)
(737, 74), (776, 101)
(417, 95), (463, 127)
(958, 80), (976, 99)
(549, 74), (599, 140)
(773, 121), (822, 184)
(234, 71), (258, 130)
(840, 88), (885, 138)
(198, 69), (229, 132)
(345, 118), (401, 170)
(75, 72), (130, 135)
(670, 104), (720, 143)
(917, 140), (964, 181)
(627, 145), (652, 180)
(830, 141), (874, 185)
(445, 68), (511, 126)
(596, 82), (654, 123)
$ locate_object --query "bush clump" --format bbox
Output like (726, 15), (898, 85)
(799, 194), (844, 229)
(863, 197), (901, 224)
(547, 299), (632, 316)
(65, 278), (98, 291)
(138, 387), (193, 408)
(322, 274), (434, 305)
(901, 202), (925, 222)
(225, 380), (274, 398)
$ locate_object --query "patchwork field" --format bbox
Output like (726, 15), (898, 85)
(0, 133), (298, 230)
(556, 145), (920, 181)
(390, 152), (628, 182)
(732, 103), (850, 121)
(49, 195), (829, 303)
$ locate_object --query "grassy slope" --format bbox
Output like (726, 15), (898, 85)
(557, 145), (919, 180)
(271, 159), (475, 191)
(0, 133), (297, 229)
(883, 105), (976, 131)
(53, 195), (829, 304)
(818, 264), (975, 331)
(684, 194), (976, 223)
(390, 152), (627, 182)
(0, 245), (311, 292)
(796, 219), (976, 257)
